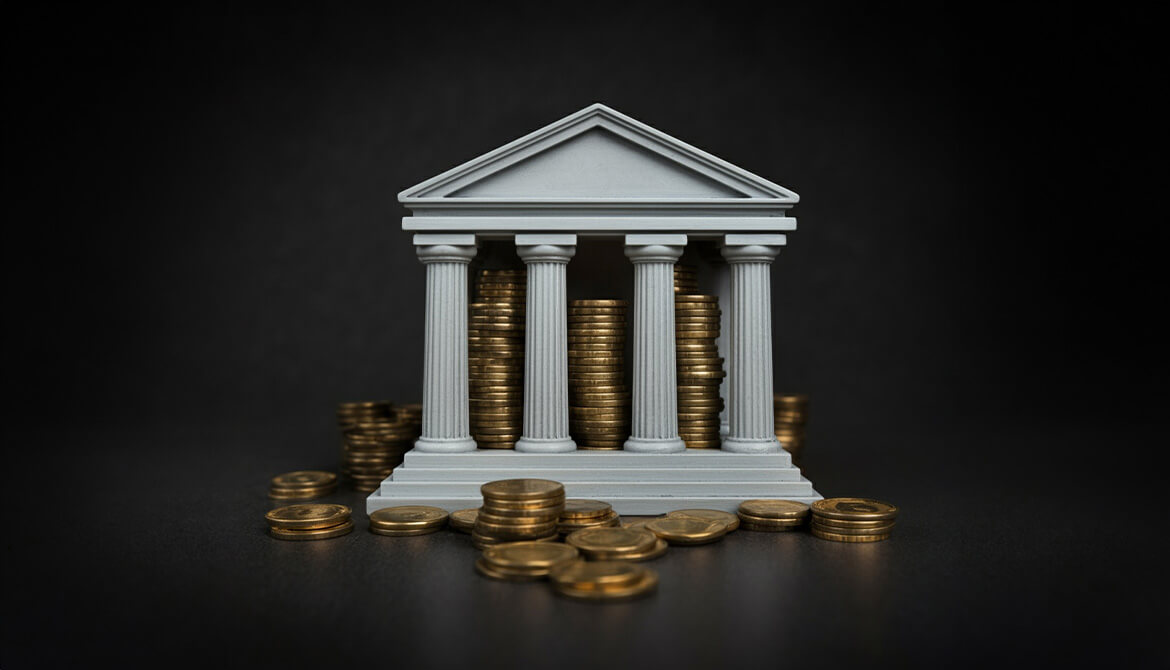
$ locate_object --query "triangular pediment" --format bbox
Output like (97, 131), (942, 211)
(399, 104), (799, 207)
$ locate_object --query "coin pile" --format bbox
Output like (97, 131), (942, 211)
(336, 401), (393, 428)
(737, 499), (810, 531)
(674, 294), (725, 448)
(369, 505), (448, 536)
(811, 498), (898, 542)
(340, 410), (418, 492)
(266, 503), (353, 541)
(558, 499), (621, 536)
(473, 479), (565, 549)
(673, 263), (698, 293)
(549, 560), (659, 601)
(774, 393), (809, 466)
(644, 516), (730, 545)
(269, 471), (338, 500)
(476, 541), (581, 581)
(568, 299), (630, 449)
(469, 268), (527, 450)
(566, 526), (667, 562)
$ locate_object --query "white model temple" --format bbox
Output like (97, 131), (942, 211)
(367, 103), (821, 514)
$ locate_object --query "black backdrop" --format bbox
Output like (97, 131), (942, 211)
(3, 4), (1166, 668)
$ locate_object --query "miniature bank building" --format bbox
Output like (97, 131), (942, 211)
(368, 104), (822, 514)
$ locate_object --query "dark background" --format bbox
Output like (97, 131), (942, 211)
(3, 3), (1165, 668)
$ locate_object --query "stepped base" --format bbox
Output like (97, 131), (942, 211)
(366, 448), (822, 515)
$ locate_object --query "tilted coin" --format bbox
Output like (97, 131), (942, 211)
(265, 504), (351, 530)
(644, 517), (728, 545)
(615, 537), (668, 562)
(566, 527), (658, 556)
(561, 499), (614, 519)
(667, 509), (739, 531)
(811, 498), (898, 521)
(269, 519), (354, 541)
(270, 471), (338, 491)
(483, 541), (580, 570)
(369, 505), (449, 530)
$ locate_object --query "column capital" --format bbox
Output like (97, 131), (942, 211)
(624, 234), (687, 264)
(721, 234), (785, 264)
(415, 234), (478, 264)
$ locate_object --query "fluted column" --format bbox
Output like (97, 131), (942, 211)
(414, 234), (478, 453)
(624, 235), (686, 453)
(721, 235), (785, 453)
(515, 234), (577, 453)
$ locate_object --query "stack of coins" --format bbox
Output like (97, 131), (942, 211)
(473, 479), (565, 549)
(268, 471), (338, 500)
(736, 499), (810, 531)
(566, 526), (667, 562)
(558, 499), (621, 536)
(469, 268), (527, 450)
(774, 393), (809, 466)
(266, 503), (353, 541)
(336, 401), (393, 428)
(368, 505), (448, 536)
(476, 541), (580, 581)
(549, 560), (659, 601)
(667, 508), (740, 531)
(568, 299), (630, 449)
(674, 294), (724, 448)
(811, 498), (898, 542)
(673, 263), (698, 293)
(644, 516), (730, 545)
(340, 413), (418, 492)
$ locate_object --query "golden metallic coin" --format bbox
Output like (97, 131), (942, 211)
(267, 485), (337, 500)
(481, 496), (565, 513)
(561, 499), (613, 520)
(369, 505), (449, 530)
(571, 299), (628, 307)
(812, 498), (898, 521)
(551, 567), (658, 602)
(474, 557), (549, 582)
(481, 478), (565, 501)
(369, 525), (444, 537)
(810, 520), (896, 535)
(613, 537), (668, 562)
(270, 471), (338, 490)
(483, 541), (579, 569)
(645, 517), (727, 545)
(740, 520), (803, 532)
(621, 517), (660, 530)
(739, 499), (810, 519)
(566, 527), (658, 555)
(810, 527), (891, 543)
(269, 519), (354, 541)
(548, 559), (645, 590)
(737, 511), (806, 528)
(810, 516), (894, 530)
(265, 504), (351, 530)
(667, 509), (739, 531)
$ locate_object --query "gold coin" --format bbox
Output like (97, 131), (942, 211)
(810, 527), (891, 543)
(674, 294), (716, 302)
(560, 499), (614, 520)
(483, 541), (579, 569)
(566, 527), (658, 555)
(480, 495), (565, 513)
(621, 517), (659, 530)
(369, 506), (448, 531)
(811, 498), (898, 521)
(370, 525), (444, 537)
(548, 559), (645, 590)
(738, 500), (810, 519)
(810, 519), (896, 535)
(551, 565), (658, 601)
(481, 478), (565, 501)
(667, 509), (739, 531)
(267, 485), (337, 501)
(571, 299), (628, 307)
(810, 516), (895, 530)
(474, 557), (549, 582)
(613, 537), (668, 562)
(737, 511), (806, 529)
(270, 470), (338, 490)
(740, 520), (804, 532)
(644, 517), (728, 545)
(269, 519), (354, 541)
(477, 508), (562, 524)
(265, 504), (351, 530)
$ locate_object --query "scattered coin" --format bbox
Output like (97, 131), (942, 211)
(667, 508), (739, 532)
(810, 498), (898, 542)
(268, 470), (338, 500)
(369, 505), (448, 536)
(269, 519), (354, 541)
(644, 516), (728, 545)
(265, 504), (351, 530)
(449, 508), (479, 533)
(549, 560), (659, 601)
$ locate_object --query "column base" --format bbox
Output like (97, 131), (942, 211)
(515, 436), (577, 453)
(623, 436), (686, 453)
(413, 436), (478, 453)
(720, 422), (729, 438)
(721, 436), (783, 454)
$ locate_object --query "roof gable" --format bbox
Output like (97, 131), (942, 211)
(399, 104), (799, 210)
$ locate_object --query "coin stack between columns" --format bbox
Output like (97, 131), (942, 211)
(468, 269), (527, 449)
(568, 299), (630, 449)
(674, 293), (725, 448)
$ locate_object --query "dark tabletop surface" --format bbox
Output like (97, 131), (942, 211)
(3, 419), (1164, 669)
